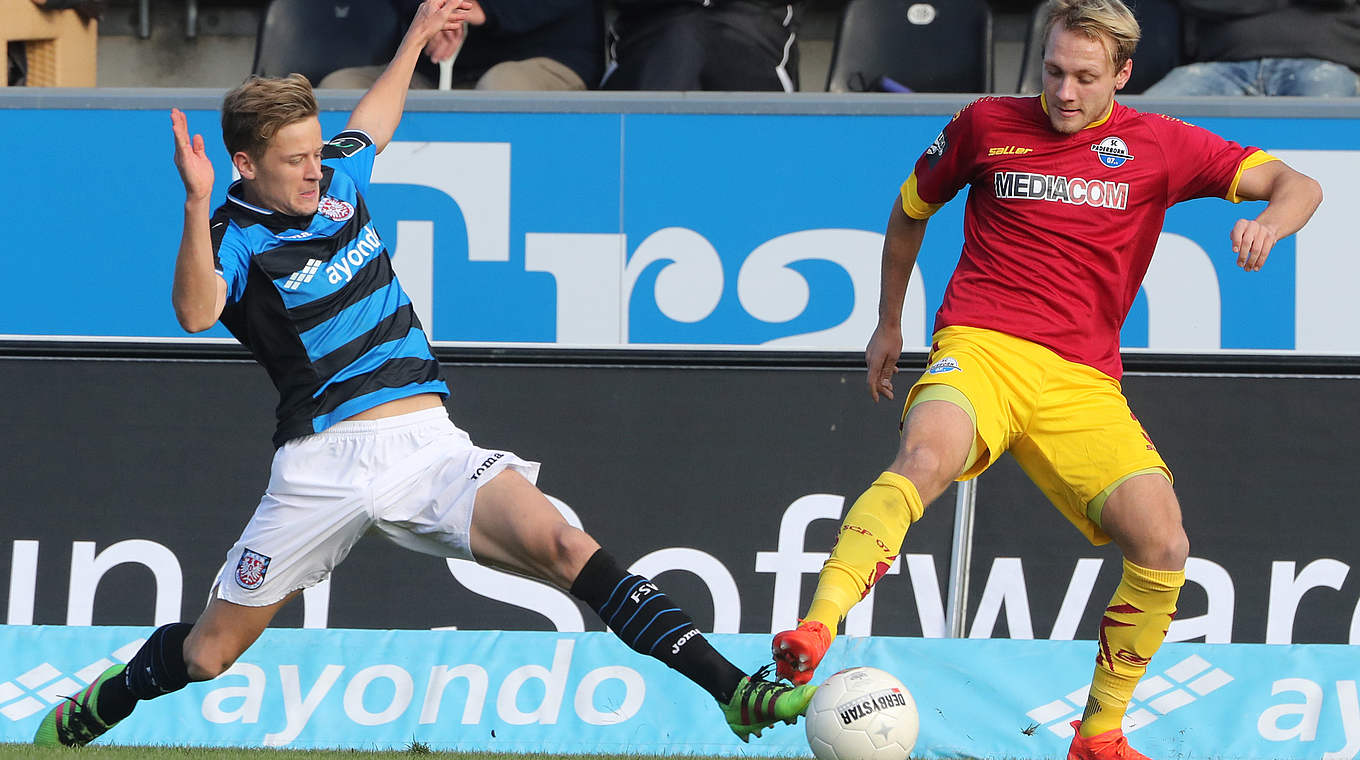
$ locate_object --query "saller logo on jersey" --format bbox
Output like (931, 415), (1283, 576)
(235, 548), (271, 590)
(994, 171), (1129, 210)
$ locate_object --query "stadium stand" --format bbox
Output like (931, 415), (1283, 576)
(46, 0), (1084, 93)
(250, 0), (402, 83)
(1015, 0), (1182, 94)
(825, 0), (993, 92)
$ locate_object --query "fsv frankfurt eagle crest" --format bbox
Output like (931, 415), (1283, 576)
(317, 195), (355, 221)
(235, 548), (271, 590)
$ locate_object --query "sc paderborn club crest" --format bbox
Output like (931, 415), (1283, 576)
(235, 548), (271, 590)
(317, 195), (355, 221)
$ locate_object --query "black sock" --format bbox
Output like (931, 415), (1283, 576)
(93, 669), (137, 726)
(97, 622), (193, 724)
(570, 548), (745, 703)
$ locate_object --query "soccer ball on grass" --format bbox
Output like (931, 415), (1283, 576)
(804, 666), (919, 760)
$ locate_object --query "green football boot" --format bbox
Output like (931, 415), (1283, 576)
(722, 664), (818, 742)
(33, 664), (124, 747)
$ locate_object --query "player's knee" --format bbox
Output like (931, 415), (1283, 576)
(891, 444), (954, 504)
(1146, 493), (1189, 569)
(182, 642), (240, 681)
(1133, 523), (1189, 571)
(1160, 526), (1190, 569)
(538, 523), (598, 588)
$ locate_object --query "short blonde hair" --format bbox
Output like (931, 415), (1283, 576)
(1044, 0), (1141, 72)
(220, 74), (318, 159)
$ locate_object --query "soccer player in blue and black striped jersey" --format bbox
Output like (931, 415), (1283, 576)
(33, 0), (814, 749)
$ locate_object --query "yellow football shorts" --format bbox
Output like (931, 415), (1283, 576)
(903, 325), (1171, 545)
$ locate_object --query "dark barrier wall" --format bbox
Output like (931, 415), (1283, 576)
(2, 356), (1356, 644)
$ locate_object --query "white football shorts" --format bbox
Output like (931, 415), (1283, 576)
(214, 406), (539, 606)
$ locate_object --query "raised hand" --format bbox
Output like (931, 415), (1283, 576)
(409, 0), (474, 46)
(170, 108), (213, 203)
(424, 28), (462, 63)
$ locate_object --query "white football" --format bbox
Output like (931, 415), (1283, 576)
(805, 666), (920, 760)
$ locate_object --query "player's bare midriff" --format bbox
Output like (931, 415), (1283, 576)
(345, 392), (444, 421)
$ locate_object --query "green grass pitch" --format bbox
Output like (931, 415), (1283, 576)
(0, 748), (782, 760)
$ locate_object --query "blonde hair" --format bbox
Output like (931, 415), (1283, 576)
(1044, 0), (1141, 71)
(220, 74), (319, 159)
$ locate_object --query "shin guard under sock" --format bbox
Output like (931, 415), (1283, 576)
(1081, 559), (1184, 736)
(805, 471), (924, 635)
(570, 548), (743, 703)
(97, 622), (193, 724)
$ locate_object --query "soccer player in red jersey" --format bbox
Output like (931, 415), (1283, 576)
(772, 1), (1323, 758)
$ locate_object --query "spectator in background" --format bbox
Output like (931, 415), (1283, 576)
(320, 0), (601, 90)
(603, 0), (801, 92)
(1144, 0), (1360, 96)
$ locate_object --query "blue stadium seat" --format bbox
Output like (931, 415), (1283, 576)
(826, 0), (994, 93)
(251, 0), (402, 84)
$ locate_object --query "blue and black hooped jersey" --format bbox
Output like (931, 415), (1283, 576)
(210, 129), (448, 447)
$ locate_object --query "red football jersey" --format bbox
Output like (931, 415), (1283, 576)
(902, 95), (1273, 379)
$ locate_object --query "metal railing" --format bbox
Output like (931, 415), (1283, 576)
(132, 0), (200, 39)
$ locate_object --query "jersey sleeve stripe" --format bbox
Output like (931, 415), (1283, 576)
(321, 129), (375, 158)
(1227, 150), (1281, 203)
(900, 172), (945, 220)
(335, 128), (374, 146)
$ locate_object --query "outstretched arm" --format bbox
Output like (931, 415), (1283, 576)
(345, 0), (470, 153)
(169, 108), (227, 333)
(866, 199), (929, 402)
(1228, 159), (1323, 272)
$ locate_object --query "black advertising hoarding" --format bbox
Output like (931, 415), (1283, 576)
(1, 355), (1356, 644)
(0, 356), (955, 638)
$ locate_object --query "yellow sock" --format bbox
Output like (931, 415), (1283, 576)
(804, 472), (924, 639)
(1080, 559), (1184, 737)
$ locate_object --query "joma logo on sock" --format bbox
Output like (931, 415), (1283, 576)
(670, 628), (699, 654)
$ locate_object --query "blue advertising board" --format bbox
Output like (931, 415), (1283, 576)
(2, 626), (1358, 759)
(1, 93), (1357, 353)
